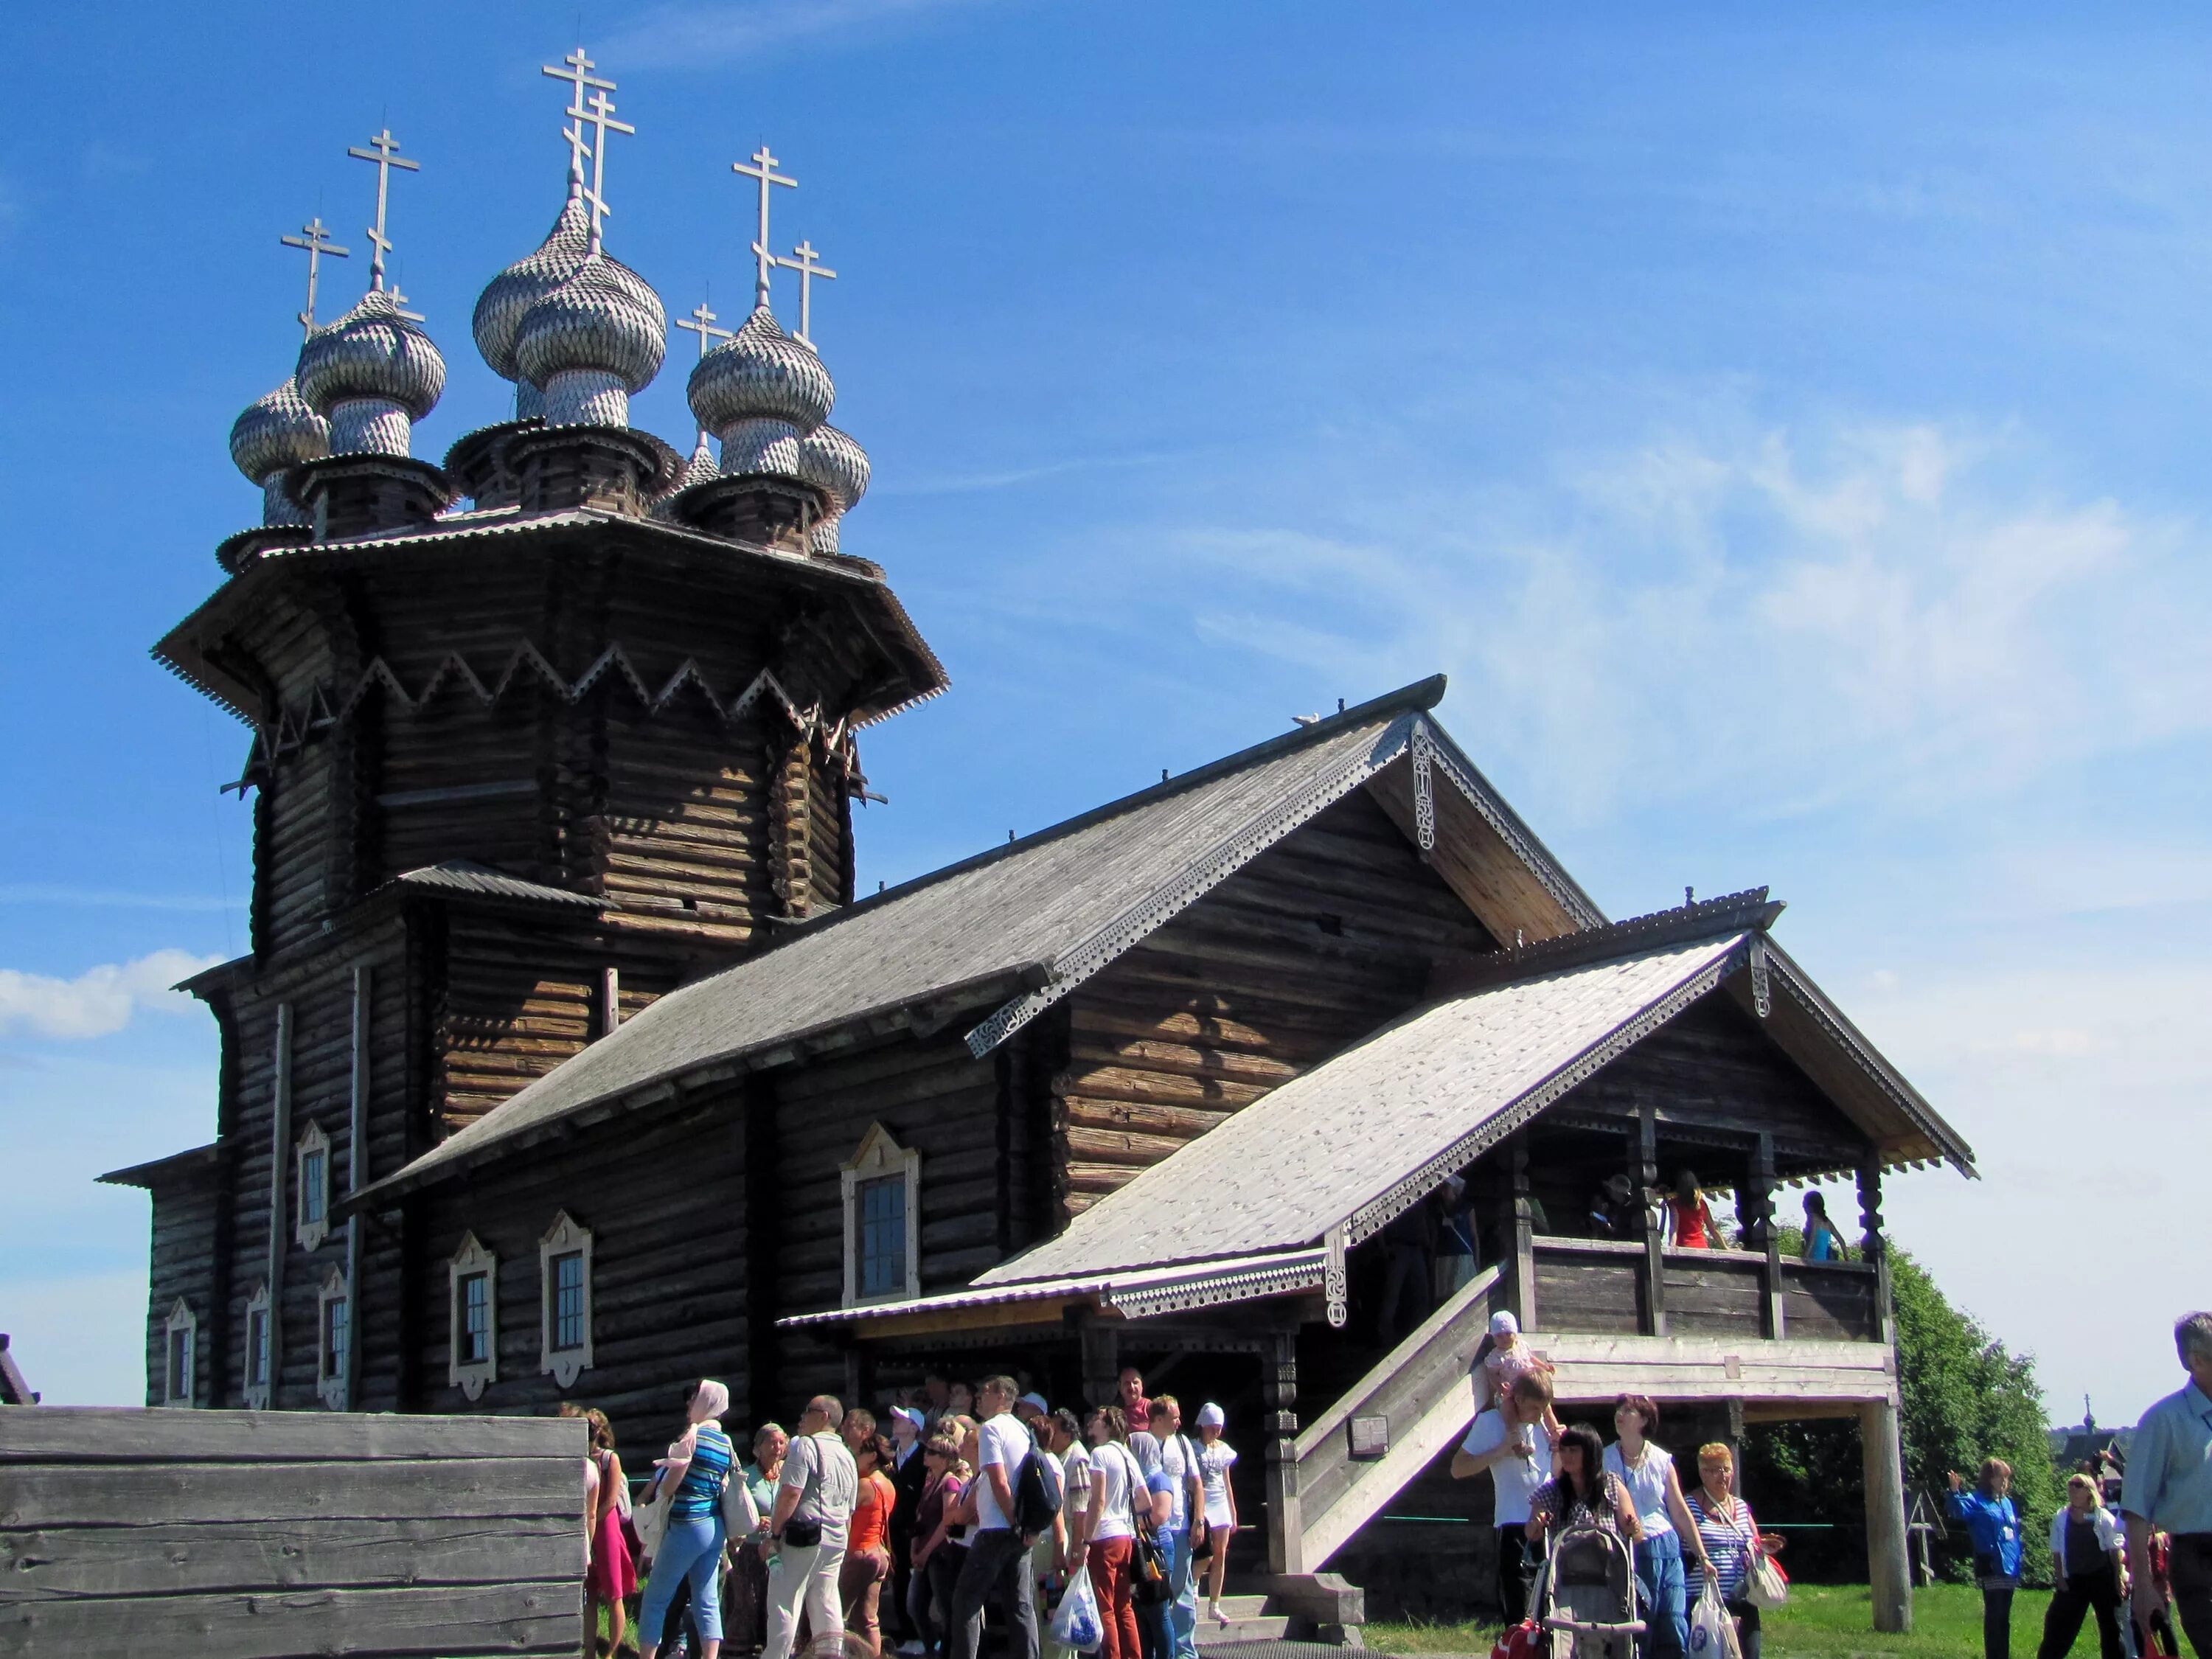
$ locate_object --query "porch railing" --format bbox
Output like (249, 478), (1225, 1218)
(1520, 1236), (1884, 1343)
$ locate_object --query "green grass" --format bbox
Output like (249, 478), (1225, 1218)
(1368, 1581), (2055, 1657)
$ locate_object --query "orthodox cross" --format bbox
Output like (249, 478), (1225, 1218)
(542, 48), (609, 191)
(579, 88), (634, 252)
(731, 145), (796, 309)
(347, 128), (420, 292)
(773, 240), (836, 347)
(279, 217), (349, 338)
(675, 297), (735, 442)
(386, 282), (426, 324)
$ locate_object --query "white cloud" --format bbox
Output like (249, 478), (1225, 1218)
(0, 950), (223, 1041)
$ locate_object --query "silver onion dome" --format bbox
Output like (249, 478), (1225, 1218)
(653, 434), (721, 521)
(513, 252), (667, 428)
(687, 305), (835, 445)
(229, 377), (329, 525)
(793, 422), (870, 512)
(473, 193), (592, 389)
(296, 288), (446, 456)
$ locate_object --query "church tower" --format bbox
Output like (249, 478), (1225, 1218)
(111, 55), (943, 1410)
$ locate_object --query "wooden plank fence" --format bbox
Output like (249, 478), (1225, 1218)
(0, 1407), (584, 1659)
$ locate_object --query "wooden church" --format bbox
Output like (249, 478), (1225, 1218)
(105, 58), (1972, 1631)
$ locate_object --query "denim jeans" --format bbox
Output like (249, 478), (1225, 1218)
(1161, 1527), (1197, 1659)
(643, 1514), (728, 1646)
(1633, 1529), (1688, 1659)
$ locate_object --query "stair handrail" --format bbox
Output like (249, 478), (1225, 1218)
(1293, 1262), (1500, 1464)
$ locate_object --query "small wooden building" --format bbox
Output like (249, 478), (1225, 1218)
(107, 136), (1972, 1635)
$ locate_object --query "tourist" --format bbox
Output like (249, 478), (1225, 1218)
(843, 1429), (898, 1659)
(2040, 1472), (2129, 1659)
(1128, 1426), (1172, 1659)
(951, 1375), (1042, 1659)
(1801, 1194), (1848, 1262)
(1434, 1175), (1480, 1298)
(1590, 1173), (1641, 1242)
(1376, 1197), (1437, 1343)
(1528, 1421), (1641, 1543)
(908, 1433), (968, 1658)
(764, 1395), (859, 1659)
(947, 1382), (975, 1420)
(640, 1380), (739, 1659)
(582, 1409), (638, 1659)
(1607, 1396), (1714, 1659)
(1145, 1396), (1206, 1659)
(1684, 1444), (1767, 1659)
(846, 1408), (880, 1458)
(1041, 1408), (1094, 1659)
(728, 1424), (788, 1658)
(1453, 1371), (1557, 1624)
(1078, 1405), (1145, 1659)
(1669, 1171), (1717, 1250)
(1947, 1459), (2025, 1659)
(922, 1375), (953, 1419)
(1470, 1311), (1564, 1441)
(1192, 1404), (1239, 1629)
(1119, 1368), (1152, 1435)
(888, 1407), (930, 1652)
(1015, 1391), (1051, 1433)
(2124, 1312), (2212, 1659)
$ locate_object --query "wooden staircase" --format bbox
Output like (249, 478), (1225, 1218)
(1291, 1265), (1500, 1571)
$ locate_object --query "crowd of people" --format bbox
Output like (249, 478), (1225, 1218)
(564, 1365), (1239, 1659)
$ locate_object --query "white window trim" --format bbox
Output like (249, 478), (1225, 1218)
(449, 1232), (499, 1401)
(162, 1298), (198, 1407)
(295, 1119), (332, 1253)
(539, 1211), (594, 1389)
(243, 1280), (272, 1410)
(316, 1266), (350, 1411)
(841, 1122), (922, 1307)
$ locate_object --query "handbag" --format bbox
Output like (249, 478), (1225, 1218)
(1125, 1447), (1172, 1607)
(723, 1467), (761, 1540)
(633, 1470), (672, 1565)
(1743, 1545), (1789, 1609)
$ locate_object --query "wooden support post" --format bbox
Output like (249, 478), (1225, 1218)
(1079, 1320), (1120, 1416)
(1753, 1135), (1783, 1340)
(1638, 1106), (1666, 1337)
(1859, 1160), (1895, 1343)
(1861, 1397), (1913, 1633)
(599, 966), (621, 1038)
(266, 1002), (294, 1399)
(1264, 1332), (1304, 1576)
(1508, 1136), (1537, 1328)
(344, 966), (370, 1411)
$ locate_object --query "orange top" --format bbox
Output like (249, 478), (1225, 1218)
(850, 1468), (896, 1554)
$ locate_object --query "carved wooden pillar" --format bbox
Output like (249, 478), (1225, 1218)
(1264, 1332), (1304, 1576)
(1508, 1135), (1537, 1328)
(1859, 1159), (1895, 1344)
(1750, 1135), (1783, 1340)
(1638, 1105), (1666, 1337)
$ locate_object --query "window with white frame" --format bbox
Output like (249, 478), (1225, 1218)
(316, 1267), (349, 1410)
(841, 1124), (921, 1307)
(538, 1212), (593, 1388)
(162, 1298), (197, 1406)
(243, 1281), (272, 1409)
(448, 1233), (498, 1400)
(296, 1120), (331, 1253)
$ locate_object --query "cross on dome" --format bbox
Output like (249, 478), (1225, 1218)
(773, 240), (835, 348)
(578, 88), (634, 253)
(731, 144), (796, 310)
(347, 128), (420, 291)
(543, 48), (613, 201)
(676, 297), (736, 444)
(279, 217), (349, 338)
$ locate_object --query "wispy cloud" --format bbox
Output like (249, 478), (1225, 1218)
(878, 449), (1179, 496)
(0, 885), (237, 913)
(602, 0), (998, 70)
(0, 950), (224, 1041)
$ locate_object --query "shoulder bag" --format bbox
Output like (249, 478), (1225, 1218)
(633, 1468), (672, 1565)
(781, 1433), (827, 1548)
(1126, 1447), (1172, 1607)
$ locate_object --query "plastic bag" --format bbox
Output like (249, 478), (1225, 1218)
(1050, 1563), (1104, 1651)
(1688, 1575), (1742, 1659)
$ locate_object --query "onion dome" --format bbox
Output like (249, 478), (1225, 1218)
(296, 288), (446, 457)
(229, 376), (329, 526)
(653, 433), (721, 521)
(687, 305), (835, 465)
(473, 193), (592, 400)
(513, 252), (667, 428)
(795, 423), (869, 555)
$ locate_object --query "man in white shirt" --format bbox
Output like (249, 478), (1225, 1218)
(766, 1394), (860, 1659)
(953, 1374), (1043, 1659)
(1147, 1397), (1207, 1659)
(1453, 1371), (1556, 1624)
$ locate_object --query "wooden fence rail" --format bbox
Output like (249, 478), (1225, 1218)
(0, 1406), (584, 1659)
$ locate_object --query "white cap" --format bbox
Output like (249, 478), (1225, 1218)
(1489, 1310), (1520, 1338)
(1196, 1402), (1226, 1429)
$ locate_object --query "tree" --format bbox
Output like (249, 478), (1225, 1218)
(1742, 1233), (2060, 1584)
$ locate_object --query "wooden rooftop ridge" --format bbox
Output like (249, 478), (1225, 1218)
(344, 673), (1609, 1210)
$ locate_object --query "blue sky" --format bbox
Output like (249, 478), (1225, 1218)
(3, 2), (2206, 1425)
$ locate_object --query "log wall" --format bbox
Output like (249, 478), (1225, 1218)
(0, 1407), (583, 1659)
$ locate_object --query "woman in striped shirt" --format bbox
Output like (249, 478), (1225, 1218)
(641, 1379), (738, 1659)
(1683, 1443), (1770, 1659)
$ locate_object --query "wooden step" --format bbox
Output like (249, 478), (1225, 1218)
(1197, 1614), (1297, 1646)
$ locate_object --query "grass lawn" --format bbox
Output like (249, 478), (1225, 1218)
(1368, 1581), (2056, 1657)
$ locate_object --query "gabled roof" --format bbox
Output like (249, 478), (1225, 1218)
(349, 674), (1601, 1209)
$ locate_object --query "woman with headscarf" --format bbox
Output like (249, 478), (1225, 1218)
(640, 1379), (737, 1659)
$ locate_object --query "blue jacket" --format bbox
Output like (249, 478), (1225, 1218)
(1947, 1489), (2023, 1579)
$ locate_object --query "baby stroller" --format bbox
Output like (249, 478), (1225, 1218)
(1531, 1517), (1646, 1659)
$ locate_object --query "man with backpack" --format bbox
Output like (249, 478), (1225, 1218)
(1144, 1397), (1208, 1659)
(953, 1374), (1056, 1659)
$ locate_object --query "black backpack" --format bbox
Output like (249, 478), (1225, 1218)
(1013, 1447), (1062, 1537)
